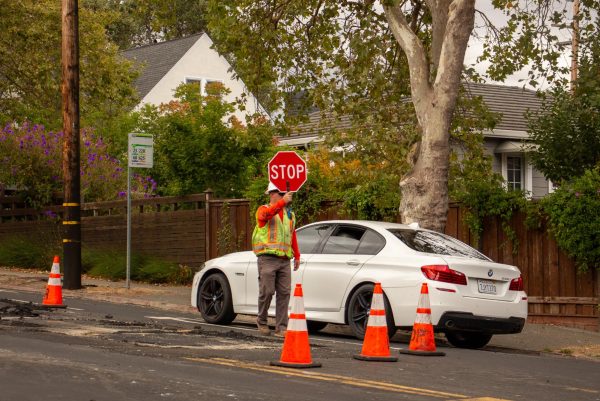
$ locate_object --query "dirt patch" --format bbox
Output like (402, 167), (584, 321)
(557, 344), (600, 360)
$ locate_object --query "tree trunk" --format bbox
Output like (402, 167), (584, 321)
(384, 0), (475, 233)
(399, 106), (451, 232)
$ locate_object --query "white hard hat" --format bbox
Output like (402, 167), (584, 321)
(265, 182), (281, 194)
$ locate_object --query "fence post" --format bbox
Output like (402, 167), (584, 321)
(204, 190), (213, 262)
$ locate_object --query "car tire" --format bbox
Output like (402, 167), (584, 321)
(445, 331), (492, 349)
(347, 283), (397, 340)
(306, 320), (328, 333)
(197, 273), (237, 324)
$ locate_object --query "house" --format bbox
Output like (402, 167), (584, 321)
(122, 33), (267, 123)
(279, 83), (551, 199)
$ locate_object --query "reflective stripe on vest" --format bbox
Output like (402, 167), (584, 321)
(252, 206), (295, 258)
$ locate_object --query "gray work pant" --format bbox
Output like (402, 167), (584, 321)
(256, 255), (291, 331)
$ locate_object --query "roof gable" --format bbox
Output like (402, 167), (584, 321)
(122, 34), (203, 99)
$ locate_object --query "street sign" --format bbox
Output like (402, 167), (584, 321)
(126, 132), (154, 290)
(128, 133), (154, 168)
(268, 151), (307, 192)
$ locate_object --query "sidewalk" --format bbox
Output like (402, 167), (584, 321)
(1, 266), (598, 360)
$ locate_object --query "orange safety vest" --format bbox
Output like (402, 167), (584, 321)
(252, 206), (296, 258)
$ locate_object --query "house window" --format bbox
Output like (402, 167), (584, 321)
(506, 156), (523, 190)
(185, 77), (223, 97)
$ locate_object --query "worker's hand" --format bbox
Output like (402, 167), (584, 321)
(283, 192), (293, 204)
(293, 258), (300, 271)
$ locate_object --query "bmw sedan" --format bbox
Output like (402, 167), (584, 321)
(191, 220), (527, 349)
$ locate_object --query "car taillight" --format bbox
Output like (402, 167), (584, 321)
(421, 265), (467, 285)
(509, 276), (523, 291)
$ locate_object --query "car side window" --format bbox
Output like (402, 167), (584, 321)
(356, 229), (386, 255)
(321, 226), (366, 254)
(297, 224), (332, 254)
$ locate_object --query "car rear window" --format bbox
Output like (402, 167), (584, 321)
(388, 229), (488, 260)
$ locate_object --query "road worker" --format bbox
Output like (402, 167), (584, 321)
(251, 182), (300, 337)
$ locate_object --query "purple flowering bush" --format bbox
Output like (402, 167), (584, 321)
(0, 122), (155, 207)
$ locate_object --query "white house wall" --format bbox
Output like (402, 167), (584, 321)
(138, 34), (264, 123)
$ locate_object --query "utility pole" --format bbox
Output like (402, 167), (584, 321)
(570, 0), (580, 92)
(61, 0), (82, 290)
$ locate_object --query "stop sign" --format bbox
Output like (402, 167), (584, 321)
(268, 151), (307, 192)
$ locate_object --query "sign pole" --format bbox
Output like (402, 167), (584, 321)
(126, 133), (154, 290)
(126, 164), (131, 289)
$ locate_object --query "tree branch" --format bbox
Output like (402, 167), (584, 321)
(434, 0), (476, 108)
(383, 4), (431, 111)
(430, 0), (452, 71)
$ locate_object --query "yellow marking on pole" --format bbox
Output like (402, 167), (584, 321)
(62, 203), (80, 207)
(62, 239), (80, 243)
(62, 221), (80, 225)
(185, 357), (474, 399)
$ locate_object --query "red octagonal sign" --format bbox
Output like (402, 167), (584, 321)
(268, 151), (307, 192)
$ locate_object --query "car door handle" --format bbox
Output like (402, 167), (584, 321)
(346, 259), (361, 266)
(299, 259), (307, 265)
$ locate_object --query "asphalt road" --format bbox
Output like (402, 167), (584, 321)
(1, 288), (599, 401)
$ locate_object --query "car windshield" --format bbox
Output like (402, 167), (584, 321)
(388, 229), (489, 260)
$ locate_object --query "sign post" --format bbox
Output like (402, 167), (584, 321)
(127, 133), (154, 289)
(268, 151), (307, 192)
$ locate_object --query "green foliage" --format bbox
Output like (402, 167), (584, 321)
(341, 173), (400, 221)
(84, 0), (208, 49)
(0, 0), (138, 131)
(541, 168), (600, 271)
(135, 83), (276, 198)
(481, 1), (599, 87)
(527, 39), (600, 183)
(82, 248), (193, 284)
(0, 236), (60, 271)
(449, 95), (527, 245)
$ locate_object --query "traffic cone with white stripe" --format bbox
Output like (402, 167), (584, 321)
(42, 256), (66, 308)
(270, 284), (321, 368)
(400, 283), (445, 356)
(353, 283), (398, 362)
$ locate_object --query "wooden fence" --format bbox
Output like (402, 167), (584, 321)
(1, 193), (598, 331)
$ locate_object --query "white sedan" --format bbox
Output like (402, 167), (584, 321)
(191, 220), (527, 349)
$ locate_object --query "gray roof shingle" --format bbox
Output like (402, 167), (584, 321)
(289, 82), (545, 139)
(463, 82), (544, 132)
(122, 34), (203, 100)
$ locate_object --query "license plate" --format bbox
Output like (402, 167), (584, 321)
(477, 279), (497, 295)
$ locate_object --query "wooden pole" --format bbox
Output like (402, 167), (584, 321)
(61, 0), (82, 290)
(571, 0), (580, 92)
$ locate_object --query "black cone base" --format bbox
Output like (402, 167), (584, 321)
(40, 304), (67, 309)
(270, 360), (322, 369)
(399, 349), (446, 356)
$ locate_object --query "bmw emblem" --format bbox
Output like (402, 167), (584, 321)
(487, 269), (494, 277)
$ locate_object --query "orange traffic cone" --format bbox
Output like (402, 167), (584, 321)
(270, 284), (321, 368)
(400, 283), (445, 356)
(42, 256), (66, 308)
(353, 283), (397, 362)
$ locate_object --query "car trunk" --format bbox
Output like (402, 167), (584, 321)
(440, 256), (522, 302)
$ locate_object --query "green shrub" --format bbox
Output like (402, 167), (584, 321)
(0, 235), (60, 270)
(82, 248), (194, 284)
(541, 168), (600, 271)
